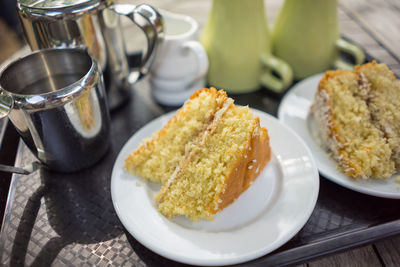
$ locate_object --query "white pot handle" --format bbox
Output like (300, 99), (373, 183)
(182, 40), (209, 82)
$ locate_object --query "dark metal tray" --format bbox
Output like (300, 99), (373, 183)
(1, 77), (400, 267)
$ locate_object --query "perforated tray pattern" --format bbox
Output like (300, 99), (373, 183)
(0, 148), (146, 267)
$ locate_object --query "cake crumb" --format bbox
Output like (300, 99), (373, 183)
(394, 176), (400, 183)
(136, 181), (142, 187)
(248, 165), (253, 170)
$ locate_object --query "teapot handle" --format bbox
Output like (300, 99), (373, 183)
(110, 4), (164, 81)
(0, 91), (13, 119)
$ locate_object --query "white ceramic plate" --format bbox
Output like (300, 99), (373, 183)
(111, 109), (319, 266)
(278, 74), (400, 199)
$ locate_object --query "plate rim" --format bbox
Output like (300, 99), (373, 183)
(278, 74), (400, 199)
(111, 108), (320, 265)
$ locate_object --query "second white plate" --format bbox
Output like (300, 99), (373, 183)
(278, 74), (400, 199)
(111, 109), (319, 266)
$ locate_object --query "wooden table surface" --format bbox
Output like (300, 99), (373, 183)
(1, 0), (400, 266)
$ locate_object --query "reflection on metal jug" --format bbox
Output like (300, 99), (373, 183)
(48, 20), (81, 46)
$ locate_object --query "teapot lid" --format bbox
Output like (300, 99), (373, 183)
(18, 0), (102, 10)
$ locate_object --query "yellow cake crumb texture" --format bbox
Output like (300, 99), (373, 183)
(311, 61), (400, 179)
(125, 88), (271, 221)
(125, 88), (227, 184)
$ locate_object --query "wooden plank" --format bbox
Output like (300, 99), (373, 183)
(340, 19), (365, 35)
(308, 245), (382, 267)
(374, 236), (400, 267)
(383, 0), (400, 11)
(341, 31), (380, 50)
(367, 49), (399, 65)
(340, 0), (400, 61)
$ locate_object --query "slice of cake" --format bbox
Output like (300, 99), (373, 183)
(156, 105), (270, 221)
(311, 62), (399, 179)
(125, 88), (228, 184)
(125, 88), (271, 221)
(355, 62), (400, 169)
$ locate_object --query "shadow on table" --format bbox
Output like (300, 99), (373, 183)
(9, 155), (122, 267)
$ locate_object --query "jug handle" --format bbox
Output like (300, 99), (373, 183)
(0, 91), (13, 119)
(111, 4), (164, 80)
(333, 38), (365, 71)
(260, 54), (293, 93)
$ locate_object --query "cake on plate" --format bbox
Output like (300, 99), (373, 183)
(125, 88), (228, 185)
(311, 61), (400, 179)
(125, 88), (271, 221)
